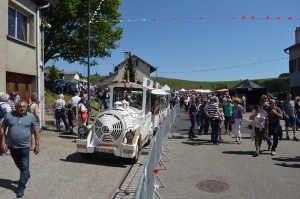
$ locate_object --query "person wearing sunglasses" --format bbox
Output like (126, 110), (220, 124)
(0, 100), (40, 197)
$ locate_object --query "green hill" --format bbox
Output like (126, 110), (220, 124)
(86, 75), (281, 91)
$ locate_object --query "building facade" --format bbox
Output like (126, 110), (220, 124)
(284, 27), (300, 97)
(1, 0), (55, 126)
(100, 52), (157, 86)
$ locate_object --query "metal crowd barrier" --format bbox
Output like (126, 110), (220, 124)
(135, 104), (180, 199)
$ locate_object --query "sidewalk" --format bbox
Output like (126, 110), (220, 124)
(157, 111), (300, 199)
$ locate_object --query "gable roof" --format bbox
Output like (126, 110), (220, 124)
(231, 79), (265, 89)
(284, 42), (300, 52)
(114, 54), (157, 73)
(60, 71), (79, 75)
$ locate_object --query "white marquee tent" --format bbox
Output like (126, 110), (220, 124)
(179, 88), (187, 92)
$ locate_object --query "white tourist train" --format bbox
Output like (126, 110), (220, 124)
(76, 79), (157, 164)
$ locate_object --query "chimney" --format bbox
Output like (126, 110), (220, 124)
(296, 27), (300, 44)
(124, 52), (128, 60)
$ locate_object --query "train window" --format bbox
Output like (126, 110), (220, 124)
(145, 90), (151, 114)
(151, 94), (160, 114)
(113, 87), (143, 110)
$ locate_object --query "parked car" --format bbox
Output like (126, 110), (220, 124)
(65, 81), (77, 95)
(53, 79), (66, 93)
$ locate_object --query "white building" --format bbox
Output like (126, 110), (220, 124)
(100, 52), (157, 86)
(284, 27), (300, 97)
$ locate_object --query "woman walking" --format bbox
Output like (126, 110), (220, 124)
(232, 97), (244, 144)
(249, 102), (269, 156)
(224, 99), (233, 135)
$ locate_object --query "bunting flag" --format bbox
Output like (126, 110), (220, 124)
(159, 57), (288, 74)
(90, 0), (105, 24)
(115, 16), (299, 23)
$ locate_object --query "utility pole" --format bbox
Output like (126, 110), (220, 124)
(87, 0), (91, 101)
(156, 67), (158, 82)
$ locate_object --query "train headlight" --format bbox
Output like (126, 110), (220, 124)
(126, 129), (135, 141)
(78, 126), (89, 138)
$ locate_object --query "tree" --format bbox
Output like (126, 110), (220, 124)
(47, 64), (59, 80)
(122, 55), (136, 82)
(44, 0), (123, 66)
(212, 83), (227, 90)
(278, 73), (289, 78)
(136, 79), (142, 84)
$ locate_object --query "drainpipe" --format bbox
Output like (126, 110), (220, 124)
(37, 3), (50, 128)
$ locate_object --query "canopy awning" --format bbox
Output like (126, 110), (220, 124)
(151, 89), (169, 95)
(179, 88), (187, 92)
(217, 89), (229, 92)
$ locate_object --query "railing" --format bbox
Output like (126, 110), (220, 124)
(135, 104), (180, 199)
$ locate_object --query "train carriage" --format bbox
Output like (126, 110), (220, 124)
(150, 89), (171, 134)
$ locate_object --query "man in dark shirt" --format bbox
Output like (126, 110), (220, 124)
(265, 99), (283, 156)
(188, 99), (198, 140)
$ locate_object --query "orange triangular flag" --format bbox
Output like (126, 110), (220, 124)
(288, 17), (292, 20)
(251, 16), (255, 19)
(276, 17), (281, 20)
(242, 15), (246, 19)
(266, 16), (270, 19)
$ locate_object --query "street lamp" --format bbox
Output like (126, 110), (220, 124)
(156, 67), (158, 82)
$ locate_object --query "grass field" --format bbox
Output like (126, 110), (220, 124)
(45, 88), (99, 119)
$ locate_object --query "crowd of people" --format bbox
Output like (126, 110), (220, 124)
(177, 92), (300, 156)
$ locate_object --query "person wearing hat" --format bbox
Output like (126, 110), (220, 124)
(8, 92), (18, 111)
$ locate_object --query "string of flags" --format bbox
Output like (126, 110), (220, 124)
(159, 57), (288, 74)
(90, 0), (105, 24)
(118, 16), (299, 22)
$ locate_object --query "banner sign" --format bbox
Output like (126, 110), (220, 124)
(143, 77), (153, 88)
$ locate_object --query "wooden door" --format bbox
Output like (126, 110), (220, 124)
(6, 72), (36, 101)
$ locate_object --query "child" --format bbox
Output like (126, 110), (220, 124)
(67, 104), (76, 133)
(104, 95), (110, 111)
(218, 103), (225, 141)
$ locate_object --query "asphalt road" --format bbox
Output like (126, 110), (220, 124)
(0, 130), (143, 199)
(157, 111), (300, 199)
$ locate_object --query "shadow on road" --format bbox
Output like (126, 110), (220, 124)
(272, 156), (300, 168)
(222, 151), (254, 155)
(0, 178), (18, 193)
(60, 153), (127, 168)
(58, 135), (77, 139)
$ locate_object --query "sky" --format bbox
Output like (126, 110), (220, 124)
(53, 0), (300, 81)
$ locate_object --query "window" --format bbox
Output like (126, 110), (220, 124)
(135, 60), (139, 66)
(145, 90), (151, 114)
(298, 58), (300, 72)
(293, 59), (297, 72)
(8, 7), (28, 42)
(113, 87), (144, 110)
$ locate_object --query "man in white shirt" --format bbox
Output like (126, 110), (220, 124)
(70, 91), (81, 115)
(53, 94), (69, 132)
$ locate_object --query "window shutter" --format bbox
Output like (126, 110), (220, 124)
(289, 60), (293, 73)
